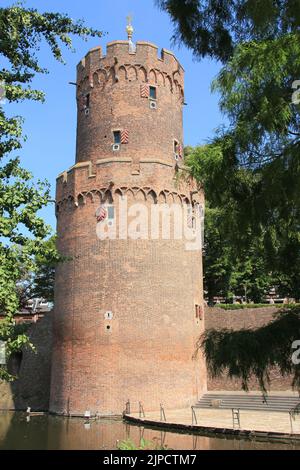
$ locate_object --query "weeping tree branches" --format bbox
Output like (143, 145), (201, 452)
(198, 307), (300, 394)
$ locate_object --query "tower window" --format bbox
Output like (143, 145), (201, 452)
(174, 140), (179, 154)
(85, 93), (90, 109)
(113, 131), (121, 144)
(149, 86), (157, 100)
(195, 305), (203, 320)
(106, 205), (115, 227)
(107, 206), (115, 220)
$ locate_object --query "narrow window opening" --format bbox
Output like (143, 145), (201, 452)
(187, 207), (194, 229)
(195, 305), (202, 320)
(113, 131), (121, 144)
(107, 206), (115, 220)
(149, 86), (157, 100)
(85, 93), (90, 109)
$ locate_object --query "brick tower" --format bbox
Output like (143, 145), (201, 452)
(50, 27), (207, 416)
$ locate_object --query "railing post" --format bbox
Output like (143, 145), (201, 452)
(289, 410), (294, 434)
(160, 403), (166, 422)
(124, 399), (130, 416)
(191, 406), (198, 425)
(289, 402), (300, 434)
(139, 401), (145, 418)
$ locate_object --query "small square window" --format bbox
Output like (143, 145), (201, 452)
(113, 131), (121, 144)
(149, 86), (157, 100)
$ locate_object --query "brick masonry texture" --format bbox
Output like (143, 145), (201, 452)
(50, 40), (207, 417)
(0, 307), (293, 412)
(0, 314), (52, 411)
(205, 307), (293, 391)
(0, 42), (292, 413)
(74, 42), (184, 165)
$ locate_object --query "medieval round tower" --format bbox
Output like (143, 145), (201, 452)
(50, 28), (207, 416)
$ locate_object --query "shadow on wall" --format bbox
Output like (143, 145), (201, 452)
(205, 306), (294, 392)
(0, 314), (53, 412)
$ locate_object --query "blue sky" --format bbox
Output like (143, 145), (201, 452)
(3, 0), (223, 231)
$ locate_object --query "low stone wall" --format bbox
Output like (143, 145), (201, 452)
(205, 306), (293, 391)
(0, 314), (52, 411)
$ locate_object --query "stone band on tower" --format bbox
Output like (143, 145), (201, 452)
(50, 38), (206, 417)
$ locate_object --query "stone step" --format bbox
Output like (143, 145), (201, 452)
(197, 397), (300, 401)
(196, 404), (299, 411)
(196, 394), (300, 413)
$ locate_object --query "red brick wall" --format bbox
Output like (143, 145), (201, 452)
(50, 41), (207, 417)
(75, 42), (184, 166)
(205, 307), (293, 391)
(0, 314), (52, 411)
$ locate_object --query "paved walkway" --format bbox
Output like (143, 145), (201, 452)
(125, 407), (300, 437)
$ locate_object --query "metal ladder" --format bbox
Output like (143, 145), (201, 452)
(232, 408), (241, 429)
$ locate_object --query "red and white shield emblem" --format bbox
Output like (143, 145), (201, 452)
(95, 205), (107, 222)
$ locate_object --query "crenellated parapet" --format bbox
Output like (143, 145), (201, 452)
(55, 158), (202, 214)
(74, 41), (185, 166)
(76, 41), (184, 99)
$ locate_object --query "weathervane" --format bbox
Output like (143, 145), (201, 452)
(126, 14), (134, 40)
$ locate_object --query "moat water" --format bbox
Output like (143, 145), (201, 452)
(0, 412), (299, 450)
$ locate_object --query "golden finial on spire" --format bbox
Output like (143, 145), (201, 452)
(126, 14), (134, 41)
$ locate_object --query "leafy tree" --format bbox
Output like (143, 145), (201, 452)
(202, 207), (232, 303)
(158, 2), (300, 285)
(159, 1), (300, 389)
(0, 4), (102, 380)
(186, 35), (300, 297)
(16, 236), (60, 308)
(156, 0), (300, 62)
(228, 245), (273, 303)
(203, 204), (275, 303)
(187, 146), (275, 303)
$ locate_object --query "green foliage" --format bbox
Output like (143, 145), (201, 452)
(160, 0), (300, 388)
(16, 236), (63, 307)
(202, 206), (232, 301)
(185, 33), (300, 300)
(0, 3), (102, 381)
(216, 303), (300, 311)
(200, 307), (300, 394)
(192, 194), (278, 303)
(156, 0), (300, 62)
(187, 143), (300, 302)
(0, 318), (33, 381)
(117, 438), (167, 450)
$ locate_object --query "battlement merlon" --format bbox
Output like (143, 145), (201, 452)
(76, 41), (184, 85)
